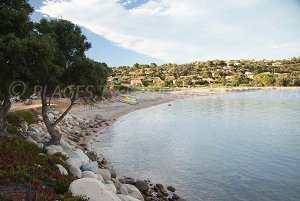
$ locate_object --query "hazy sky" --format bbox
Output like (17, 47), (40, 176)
(30, 0), (300, 66)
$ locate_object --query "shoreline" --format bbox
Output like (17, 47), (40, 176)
(70, 86), (283, 147)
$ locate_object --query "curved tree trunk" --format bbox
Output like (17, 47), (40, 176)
(41, 88), (61, 145)
(0, 97), (11, 136)
(41, 87), (76, 145)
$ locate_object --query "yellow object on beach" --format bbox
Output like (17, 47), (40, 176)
(120, 96), (138, 105)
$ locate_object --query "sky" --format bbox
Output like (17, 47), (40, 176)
(29, 0), (300, 67)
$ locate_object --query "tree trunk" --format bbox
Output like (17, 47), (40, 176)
(41, 88), (62, 145)
(41, 87), (76, 145)
(0, 97), (11, 136)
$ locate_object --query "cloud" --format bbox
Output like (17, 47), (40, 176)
(39, 0), (300, 62)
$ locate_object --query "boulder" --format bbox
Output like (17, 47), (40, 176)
(27, 126), (40, 134)
(69, 149), (90, 165)
(48, 113), (55, 123)
(98, 169), (111, 181)
(63, 113), (73, 120)
(69, 120), (80, 127)
(123, 184), (144, 201)
(21, 124), (28, 133)
(172, 194), (180, 200)
(120, 177), (136, 185)
(37, 115), (43, 122)
(135, 180), (149, 194)
(105, 183), (117, 194)
(97, 173), (104, 183)
(56, 164), (68, 176)
(117, 195), (140, 201)
(69, 178), (121, 201)
(60, 139), (73, 153)
(82, 171), (98, 179)
(46, 145), (63, 153)
(167, 186), (176, 192)
(112, 178), (122, 194)
(110, 169), (117, 179)
(82, 161), (99, 173)
(37, 143), (44, 149)
(95, 114), (104, 121)
(26, 136), (38, 146)
(66, 158), (82, 169)
(86, 151), (99, 161)
(69, 166), (82, 178)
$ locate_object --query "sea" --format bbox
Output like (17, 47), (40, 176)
(92, 89), (300, 201)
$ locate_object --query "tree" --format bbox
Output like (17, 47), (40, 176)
(0, 0), (33, 135)
(32, 19), (108, 145)
(35, 18), (91, 71)
(0, 0), (33, 37)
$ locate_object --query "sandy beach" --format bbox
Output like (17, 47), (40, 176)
(70, 87), (269, 146)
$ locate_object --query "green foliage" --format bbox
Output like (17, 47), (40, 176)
(0, 0), (34, 37)
(111, 58), (300, 88)
(252, 74), (275, 86)
(6, 110), (36, 126)
(0, 138), (86, 200)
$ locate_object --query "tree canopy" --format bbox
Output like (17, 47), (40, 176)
(0, 0), (109, 142)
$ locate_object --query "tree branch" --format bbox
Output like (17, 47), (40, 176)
(51, 93), (77, 127)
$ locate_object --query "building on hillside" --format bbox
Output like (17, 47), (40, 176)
(152, 77), (165, 84)
(130, 78), (143, 86)
(107, 77), (120, 84)
(225, 76), (233, 80)
(245, 72), (254, 79)
(202, 78), (215, 83)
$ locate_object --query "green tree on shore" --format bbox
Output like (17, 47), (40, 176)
(0, 0), (33, 135)
(0, 1), (109, 144)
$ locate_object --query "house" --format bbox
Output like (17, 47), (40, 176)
(107, 77), (120, 84)
(225, 76), (233, 80)
(202, 78), (215, 83)
(245, 72), (254, 79)
(130, 78), (143, 86)
(152, 77), (165, 84)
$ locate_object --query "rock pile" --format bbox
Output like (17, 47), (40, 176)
(22, 110), (187, 201)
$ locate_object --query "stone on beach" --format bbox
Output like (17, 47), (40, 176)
(56, 164), (68, 176)
(120, 177), (136, 185)
(167, 186), (176, 192)
(135, 180), (149, 194)
(123, 184), (144, 201)
(82, 161), (99, 173)
(66, 158), (82, 169)
(95, 114), (105, 121)
(82, 171), (98, 179)
(104, 182), (117, 194)
(98, 168), (112, 181)
(26, 136), (38, 146)
(69, 178), (121, 201)
(69, 149), (90, 165)
(86, 151), (99, 161)
(69, 166), (82, 178)
(117, 195), (141, 201)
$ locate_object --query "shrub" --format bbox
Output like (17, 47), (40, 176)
(6, 110), (36, 126)
(0, 138), (86, 201)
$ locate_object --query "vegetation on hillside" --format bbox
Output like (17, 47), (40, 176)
(0, 138), (86, 201)
(109, 58), (300, 88)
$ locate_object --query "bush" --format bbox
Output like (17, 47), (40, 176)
(6, 110), (36, 126)
(0, 138), (86, 201)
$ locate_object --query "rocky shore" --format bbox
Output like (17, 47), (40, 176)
(24, 109), (187, 201)
(18, 87), (281, 200)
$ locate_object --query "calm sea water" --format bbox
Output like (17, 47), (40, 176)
(93, 90), (300, 201)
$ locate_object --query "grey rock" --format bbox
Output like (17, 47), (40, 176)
(135, 180), (149, 194)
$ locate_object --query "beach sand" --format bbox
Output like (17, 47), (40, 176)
(70, 87), (268, 146)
